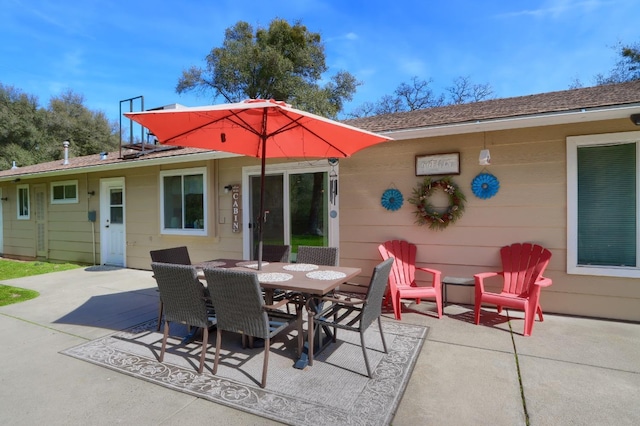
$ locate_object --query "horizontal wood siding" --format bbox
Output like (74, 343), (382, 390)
(339, 121), (640, 321)
(1, 118), (638, 321)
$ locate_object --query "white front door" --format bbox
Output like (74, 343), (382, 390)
(100, 177), (126, 266)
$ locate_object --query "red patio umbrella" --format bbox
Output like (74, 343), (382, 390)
(124, 99), (392, 268)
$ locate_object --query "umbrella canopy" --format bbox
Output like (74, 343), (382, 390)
(124, 99), (392, 268)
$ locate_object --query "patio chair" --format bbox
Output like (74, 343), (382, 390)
(202, 267), (303, 388)
(378, 240), (443, 320)
(307, 257), (394, 378)
(296, 245), (339, 266)
(256, 244), (291, 262)
(474, 242), (552, 336)
(150, 262), (216, 374)
(150, 246), (192, 265)
(150, 246), (193, 330)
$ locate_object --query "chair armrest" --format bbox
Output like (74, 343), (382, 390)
(264, 298), (294, 311)
(306, 295), (364, 311)
(416, 266), (441, 278)
(534, 276), (553, 287)
(416, 267), (442, 290)
(473, 271), (501, 292)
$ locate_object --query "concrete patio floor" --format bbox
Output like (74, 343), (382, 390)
(0, 266), (638, 425)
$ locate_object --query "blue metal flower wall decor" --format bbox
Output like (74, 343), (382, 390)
(381, 188), (404, 211)
(471, 173), (500, 199)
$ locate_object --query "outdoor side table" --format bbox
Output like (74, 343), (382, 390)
(442, 276), (475, 306)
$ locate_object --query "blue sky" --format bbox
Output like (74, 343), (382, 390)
(2, 0), (639, 121)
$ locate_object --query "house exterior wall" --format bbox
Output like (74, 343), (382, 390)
(119, 157), (248, 270)
(338, 118), (640, 322)
(1, 176), (96, 263)
(1, 117), (638, 322)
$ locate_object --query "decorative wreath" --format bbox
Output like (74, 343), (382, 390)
(471, 173), (500, 199)
(408, 176), (466, 230)
(381, 188), (404, 211)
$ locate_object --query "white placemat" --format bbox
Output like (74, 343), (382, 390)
(236, 261), (269, 269)
(306, 270), (347, 280)
(197, 261), (226, 268)
(283, 263), (319, 272)
(257, 272), (293, 283)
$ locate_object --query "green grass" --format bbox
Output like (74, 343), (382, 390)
(0, 259), (82, 306)
(0, 285), (39, 307)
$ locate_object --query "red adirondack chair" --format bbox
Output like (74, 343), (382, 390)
(378, 240), (443, 320)
(474, 243), (553, 336)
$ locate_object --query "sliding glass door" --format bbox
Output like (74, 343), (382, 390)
(245, 162), (336, 261)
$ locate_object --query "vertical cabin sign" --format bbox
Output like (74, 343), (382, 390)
(232, 184), (241, 233)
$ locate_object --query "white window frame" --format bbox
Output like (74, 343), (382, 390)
(17, 184), (30, 220)
(159, 167), (207, 236)
(241, 160), (339, 259)
(50, 180), (78, 204)
(567, 130), (640, 278)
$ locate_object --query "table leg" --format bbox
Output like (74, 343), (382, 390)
(294, 299), (335, 369)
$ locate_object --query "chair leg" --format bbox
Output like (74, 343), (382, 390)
(360, 330), (372, 378)
(391, 291), (402, 321)
(157, 301), (164, 331)
(198, 327), (208, 374)
(261, 337), (270, 388)
(434, 288), (443, 319)
(377, 316), (388, 353)
(524, 304), (536, 337)
(213, 328), (222, 374)
(160, 321), (169, 362)
(474, 301), (482, 325)
(537, 305), (544, 322)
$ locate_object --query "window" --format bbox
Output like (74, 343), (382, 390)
(160, 167), (207, 235)
(51, 180), (78, 204)
(17, 184), (30, 219)
(567, 131), (640, 278)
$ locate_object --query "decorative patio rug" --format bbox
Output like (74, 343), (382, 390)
(61, 318), (428, 425)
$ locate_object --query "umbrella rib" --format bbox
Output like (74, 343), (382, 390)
(162, 111), (262, 146)
(268, 110), (349, 157)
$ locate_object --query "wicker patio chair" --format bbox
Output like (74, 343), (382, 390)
(150, 246), (192, 265)
(150, 246), (193, 330)
(296, 246), (339, 266)
(256, 244), (291, 262)
(202, 267), (303, 388)
(150, 262), (216, 374)
(307, 257), (394, 378)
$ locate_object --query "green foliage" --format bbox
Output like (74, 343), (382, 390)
(0, 84), (120, 170)
(596, 41), (640, 85)
(176, 19), (358, 118)
(408, 176), (466, 231)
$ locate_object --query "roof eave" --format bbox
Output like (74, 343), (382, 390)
(0, 150), (239, 183)
(382, 104), (640, 140)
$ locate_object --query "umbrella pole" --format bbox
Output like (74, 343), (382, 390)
(257, 132), (268, 271)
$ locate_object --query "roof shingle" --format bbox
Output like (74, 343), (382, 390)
(345, 80), (640, 133)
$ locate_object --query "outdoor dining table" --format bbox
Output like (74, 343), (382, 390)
(194, 259), (362, 368)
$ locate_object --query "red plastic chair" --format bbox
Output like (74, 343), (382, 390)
(474, 243), (552, 336)
(378, 240), (442, 320)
